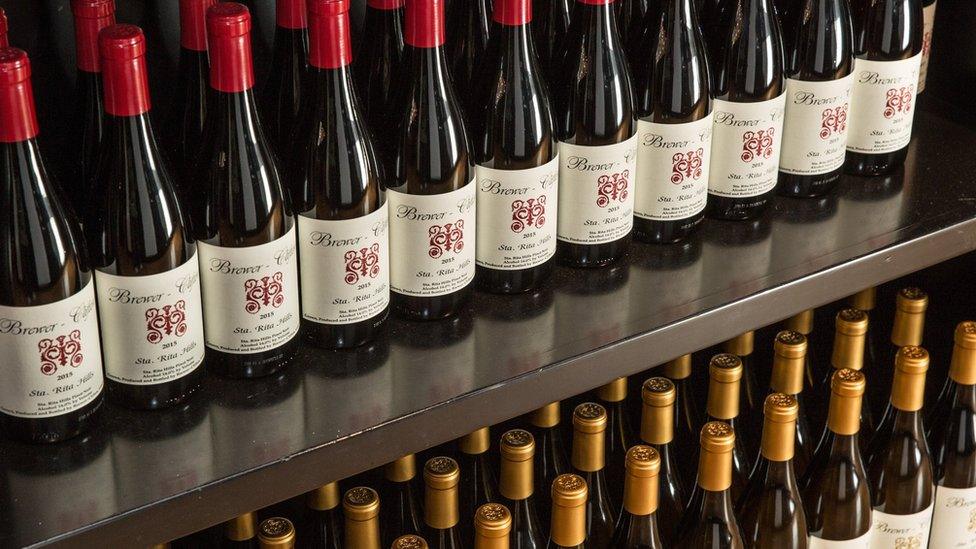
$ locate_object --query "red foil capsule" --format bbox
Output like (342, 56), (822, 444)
(368, 0), (405, 8)
(405, 0), (446, 48)
(277, 0), (309, 30)
(179, 0), (216, 51)
(309, 0), (352, 69)
(0, 8), (8, 49)
(99, 24), (152, 117)
(0, 48), (39, 142)
(71, 0), (116, 73)
(207, 2), (255, 93)
(578, 0), (613, 4)
(494, 0), (532, 26)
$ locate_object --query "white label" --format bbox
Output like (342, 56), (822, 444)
(781, 75), (854, 175)
(95, 256), (205, 385)
(708, 94), (787, 197)
(197, 226), (300, 354)
(0, 280), (103, 418)
(930, 485), (976, 548)
(475, 157), (559, 270)
(556, 135), (638, 244)
(870, 505), (934, 549)
(846, 55), (922, 155)
(298, 204), (390, 325)
(635, 115), (712, 221)
(388, 183), (477, 297)
(809, 529), (872, 548)
(919, 3), (937, 93)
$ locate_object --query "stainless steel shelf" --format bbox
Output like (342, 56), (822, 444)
(3, 111), (975, 548)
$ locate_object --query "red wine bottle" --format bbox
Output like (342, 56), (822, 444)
(918, 0), (937, 94)
(633, 0), (712, 243)
(447, 0), (492, 120)
(354, 0), (406, 179)
(471, 0), (558, 294)
(0, 48), (105, 443)
(391, 0), (476, 320)
(553, 0), (637, 267)
(290, 0), (389, 348)
(778, 0), (854, 197)
(706, 0), (785, 221)
(173, 0), (216, 180)
(844, 0), (923, 176)
(699, 0), (734, 92)
(260, 0), (309, 157)
(71, 0), (116, 206)
(190, 3), (300, 377)
(533, 0), (573, 81)
(87, 25), (205, 409)
(614, 0), (649, 50)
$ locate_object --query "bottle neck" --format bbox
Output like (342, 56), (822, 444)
(832, 330), (865, 371)
(425, 484), (459, 530)
(179, 0), (211, 52)
(209, 29), (255, 94)
(707, 379), (740, 421)
(74, 13), (115, 72)
(891, 308), (925, 347)
(550, 502), (586, 547)
(500, 455), (533, 501)
(276, 0), (308, 30)
(345, 515), (380, 547)
(697, 448), (733, 492)
(0, 76), (38, 143)
(827, 391), (863, 436)
(641, 402), (674, 445)
(571, 429), (605, 472)
(623, 471), (659, 516)
(953, 382), (976, 411)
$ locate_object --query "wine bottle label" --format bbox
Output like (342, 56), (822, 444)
(846, 54), (922, 155)
(475, 156), (559, 270)
(0, 280), (103, 418)
(556, 135), (638, 244)
(197, 226), (301, 353)
(298, 204), (391, 325)
(870, 505), (934, 549)
(634, 115), (712, 221)
(929, 485), (976, 548)
(780, 75), (854, 175)
(919, 3), (937, 93)
(95, 256), (205, 385)
(388, 183), (477, 297)
(708, 94), (787, 198)
(808, 530), (872, 548)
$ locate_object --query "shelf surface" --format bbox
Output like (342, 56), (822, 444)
(3, 110), (976, 548)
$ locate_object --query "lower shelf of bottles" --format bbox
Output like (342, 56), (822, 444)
(2, 108), (976, 548)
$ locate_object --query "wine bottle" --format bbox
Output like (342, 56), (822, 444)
(866, 346), (935, 547)
(928, 322), (976, 549)
(736, 393), (808, 547)
(305, 482), (341, 549)
(391, 0), (476, 320)
(633, 0), (712, 244)
(173, 0), (215, 185)
(459, 427), (498, 542)
(532, 0), (572, 81)
(844, 0), (923, 176)
(769, 330), (814, 477)
(706, 0), (786, 220)
(393, 535), (430, 549)
(290, 0), (389, 349)
(258, 517), (296, 549)
(801, 368), (873, 545)
(597, 377), (636, 505)
(0, 47), (104, 443)
(475, 503), (513, 549)
(639, 377), (687, 544)
(382, 455), (425, 546)
(610, 445), (665, 548)
(784, 309), (821, 395)
(872, 288), (928, 423)
(699, 0), (735, 92)
(260, 0), (308, 157)
(848, 287), (881, 371)
(661, 354), (702, 480)
(447, 0), (491, 120)
(615, 0), (649, 49)
(354, 0), (406, 179)
(917, 0), (937, 93)
(88, 25), (205, 409)
(824, 308), (876, 438)
(674, 421), (746, 547)
(424, 457), (464, 549)
(547, 473), (588, 549)
(724, 332), (763, 449)
(704, 353), (752, 500)
(552, 0), (637, 267)
(344, 487), (382, 549)
(70, 0), (115, 202)
(570, 402), (616, 546)
(778, 0), (855, 197)
(499, 429), (547, 548)
(193, 2), (300, 377)
(224, 512), (259, 548)
(528, 402), (571, 528)
(470, 0), (559, 294)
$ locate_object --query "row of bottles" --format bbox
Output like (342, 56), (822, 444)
(153, 285), (975, 548)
